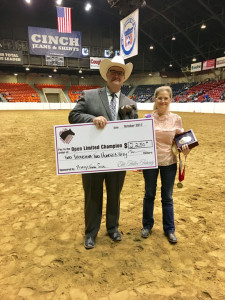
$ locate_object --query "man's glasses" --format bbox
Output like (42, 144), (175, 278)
(108, 69), (125, 76)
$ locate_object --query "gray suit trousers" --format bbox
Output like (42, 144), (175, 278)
(82, 171), (126, 238)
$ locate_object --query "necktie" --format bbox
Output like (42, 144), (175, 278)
(110, 93), (117, 120)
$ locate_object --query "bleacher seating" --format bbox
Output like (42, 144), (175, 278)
(175, 79), (225, 103)
(121, 85), (133, 96)
(0, 83), (40, 102)
(131, 85), (161, 102)
(68, 85), (100, 103)
(35, 84), (66, 90)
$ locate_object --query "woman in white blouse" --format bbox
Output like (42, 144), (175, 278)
(141, 86), (190, 243)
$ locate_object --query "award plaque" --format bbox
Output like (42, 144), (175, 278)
(174, 129), (199, 152)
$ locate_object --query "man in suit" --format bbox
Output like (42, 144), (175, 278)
(68, 55), (138, 249)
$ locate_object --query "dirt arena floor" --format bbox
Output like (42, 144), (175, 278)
(0, 109), (225, 300)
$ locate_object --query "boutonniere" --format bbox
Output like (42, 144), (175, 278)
(118, 104), (136, 117)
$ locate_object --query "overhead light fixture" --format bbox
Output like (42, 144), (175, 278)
(149, 45), (154, 50)
(81, 76), (84, 79)
(25, 67), (30, 71)
(148, 73), (152, 76)
(53, 68), (57, 72)
(169, 64), (173, 67)
(25, 0), (31, 3)
(14, 73), (18, 76)
(192, 57), (197, 62)
(201, 23), (206, 29)
(104, 50), (110, 57)
(79, 69), (82, 74)
(56, 0), (62, 5)
(172, 36), (176, 41)
(82, 47), (89, 56)
(49, 75), (52, 78)
(85, 3), (92, 11)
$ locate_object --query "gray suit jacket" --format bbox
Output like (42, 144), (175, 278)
(68, 87), (138, 124)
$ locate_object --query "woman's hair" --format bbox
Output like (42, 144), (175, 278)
(153, 85), (173, 110)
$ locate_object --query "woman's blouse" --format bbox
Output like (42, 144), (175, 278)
(152, 110), (183, 166)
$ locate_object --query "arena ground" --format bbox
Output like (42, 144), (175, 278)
(0, 110), (224, 299)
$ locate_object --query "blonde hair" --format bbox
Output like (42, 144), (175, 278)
(153, 85), (172, 110)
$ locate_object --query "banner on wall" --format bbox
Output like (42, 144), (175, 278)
(202, 59), (215, 70)
(28, 27), (81, 58)
(90, 57), (104, 69)
(120, 9), (139, 59)
(191, 62), (201, 72)
(216, 56), (225, 68)
(0, 50), (23, 64)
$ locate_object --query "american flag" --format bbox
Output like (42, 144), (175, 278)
(57, 7), (72, 33)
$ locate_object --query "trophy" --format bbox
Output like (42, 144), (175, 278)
(174, 129), (199, 152)
(173, 129), (199, 188)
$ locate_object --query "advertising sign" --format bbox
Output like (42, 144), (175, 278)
(28, 27), (81, 58)
(216, 56), (225, 68)
(202, 59), (215, 70)
(191, 62), (201, 72)
(0, 50), (23, 65)
(90, 57), (104, 69)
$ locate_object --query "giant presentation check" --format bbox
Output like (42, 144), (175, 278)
(54, 118), (158, 175)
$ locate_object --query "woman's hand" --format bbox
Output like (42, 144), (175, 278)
(93, 116), (107, 129)
(181, 144), (190, 156)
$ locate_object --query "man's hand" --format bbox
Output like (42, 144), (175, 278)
(93, 116), (108, 129)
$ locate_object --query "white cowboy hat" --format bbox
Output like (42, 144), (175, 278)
(99, 55), (133, 82)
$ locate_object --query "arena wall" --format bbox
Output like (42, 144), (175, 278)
(1, 102), (225, 114)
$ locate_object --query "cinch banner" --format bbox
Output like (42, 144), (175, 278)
(0, 50), (23, 65)
(90, 57), (104, 69)
(216, 56), (225, 68)
(28, 27), (81, 58)
(120, 9), (139, 59)
(191, 62), (202, 72)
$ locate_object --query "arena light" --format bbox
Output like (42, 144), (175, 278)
(85, 3), (92, 11)
(172, 36), (176, 41)
(201, 23), (206, 29)
(56, 0), (62, 5)
(82, 47), (89, 56)
(25, 0), (31, 4)
(25, 67), (30, 71)
(149, 45), (154, 50)
(79, 69), (82, 74)
(53, 68), (57, 72)
(169, 64), (173, 67)
(14, 73), (18, 76)
(192, 57), (197, 62)
(104, 49), (110, 57)
(148, 73), (152, 76)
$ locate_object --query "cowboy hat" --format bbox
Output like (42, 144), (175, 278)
(99, 55), (133, 82)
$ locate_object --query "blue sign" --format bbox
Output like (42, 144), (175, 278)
(28, 27), (81, 58)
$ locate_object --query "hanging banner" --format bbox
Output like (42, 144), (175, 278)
(216, 56), (225, 68)
(90, 57), (104, 69)
(191, 62), (201, 72)
(120, 9), (139, 59)
(28, 27), (81, 58)
(0, 50), (23, 65)
(202, 59), (215, 70)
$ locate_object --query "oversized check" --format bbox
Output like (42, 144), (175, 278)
(54, 118), (158, 175)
